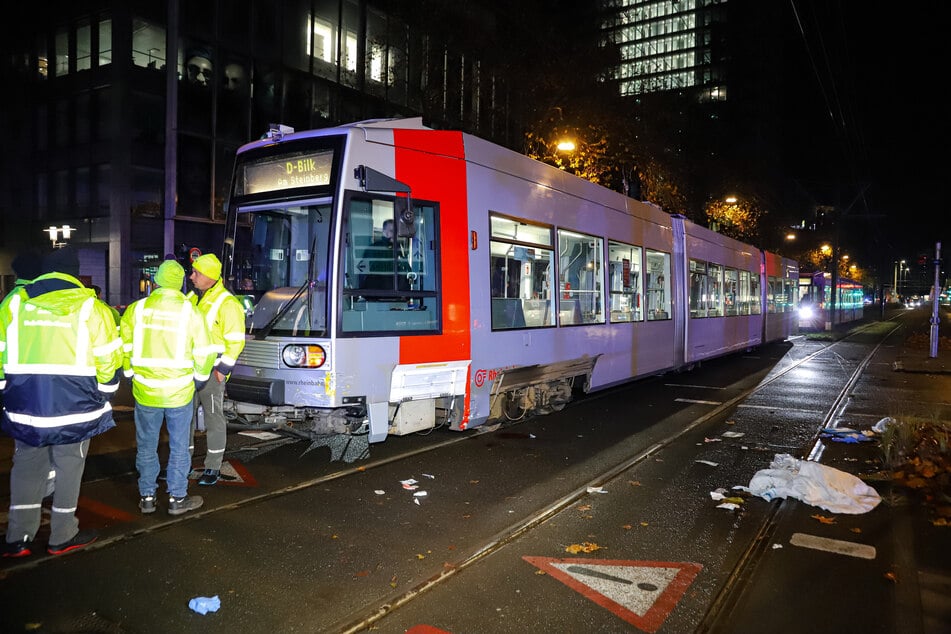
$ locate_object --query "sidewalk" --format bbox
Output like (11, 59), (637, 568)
(851, 335), (948, 634)
(750, 311), (951, 633)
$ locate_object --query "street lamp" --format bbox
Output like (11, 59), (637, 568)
(556, 139), (576, 152)
(46, 224), (74, 248)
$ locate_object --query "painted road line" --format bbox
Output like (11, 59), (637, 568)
(675, 398), (722, 405)
(737, 403), (821, 413)
(789, 533), (876, 559)
(664, 383), (725, 390)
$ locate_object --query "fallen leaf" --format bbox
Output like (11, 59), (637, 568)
(577, 504), (592, 512)
(534, 569), (547, 575)
(640, 521), (649, 527)
(565, 542), (601, 554)
(354, 570), (370, 577)
(849, 527), (862, 534)
(811, 514), (836, 524)
(622, 524), (633, 530)
(416, 553), (426, 559)
(884, 571), (898, 583)
(628, 480), (641, 486)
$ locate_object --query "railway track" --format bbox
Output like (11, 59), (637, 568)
(0, 315), (912, 633)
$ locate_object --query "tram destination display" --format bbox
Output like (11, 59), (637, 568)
(239, 149), (334, 194)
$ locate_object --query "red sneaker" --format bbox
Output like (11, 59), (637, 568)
(1, 540), (32, 558)
(47, 529), (98, 555)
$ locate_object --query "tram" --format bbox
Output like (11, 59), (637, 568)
(219, 118), (798, 459)
(797, 271), (865, 330)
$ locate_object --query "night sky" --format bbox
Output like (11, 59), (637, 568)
(782, 2), (946, 268)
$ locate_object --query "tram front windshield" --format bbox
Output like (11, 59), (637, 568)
(230, 200), (331, 337)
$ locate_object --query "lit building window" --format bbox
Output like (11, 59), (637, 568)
(311, 18), (333, 64)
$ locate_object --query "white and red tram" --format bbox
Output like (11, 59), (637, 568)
(220, 118), (798, 456)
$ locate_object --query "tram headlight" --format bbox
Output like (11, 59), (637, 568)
(282, 344), (326, 368)
(798, 305), (814, 320)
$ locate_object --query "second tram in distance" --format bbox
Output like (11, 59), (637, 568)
(797, 270), (865, 330)
(219, 118), (799, 458)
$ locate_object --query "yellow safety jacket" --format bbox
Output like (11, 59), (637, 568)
(0, 273), (123, 446)
(120, 287), (216, 408)
(187, 279), (246, 378)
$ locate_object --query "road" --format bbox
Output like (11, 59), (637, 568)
(1, 308), (945, 633)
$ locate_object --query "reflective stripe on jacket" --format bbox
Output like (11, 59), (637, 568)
(187, 279), (246, 377)
(0, 273), (123, 446)
(120, 287), (216, 408)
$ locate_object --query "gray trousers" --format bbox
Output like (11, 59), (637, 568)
(6, 439), (89, 546)
(194, 375), (227, 470)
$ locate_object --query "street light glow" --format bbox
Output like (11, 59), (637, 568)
(725, 196), (737, 203)
(46, 224), (74, 246)
(556, 139), (576, 152)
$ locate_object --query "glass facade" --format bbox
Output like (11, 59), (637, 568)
(0, 1), (514, 306)
(602, 0), (726, 97)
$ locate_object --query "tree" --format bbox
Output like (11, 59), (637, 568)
(523, 119), (611, 186)
(704, 197), (764, 243)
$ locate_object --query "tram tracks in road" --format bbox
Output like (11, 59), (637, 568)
(335, 321), (903, 633)
(0, 320), (904, 628)
(696, 320), (903, 633)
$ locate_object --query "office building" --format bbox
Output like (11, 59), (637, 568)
(0, 1), (513, 304)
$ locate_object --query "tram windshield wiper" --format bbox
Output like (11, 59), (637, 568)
(252, 281), (310, 340)
(254, 236), (320, 340)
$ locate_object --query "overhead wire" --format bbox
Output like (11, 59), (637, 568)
(789, 0), (884, 253)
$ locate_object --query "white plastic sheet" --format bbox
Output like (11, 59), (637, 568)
(739, 453), (881, 514)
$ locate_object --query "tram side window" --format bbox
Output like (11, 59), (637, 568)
(724, 268), (738, 316)
(341, 195), (439, 334)
(608, 241), (642, 322)
(689, 259), (724, 318)
(767, 276), (780, 313)
(707, 263), (723, 317)
(738, 270), (751, 315)
(784, 277), (798, 312)
(689, 259), (708, 318)
(489, 214), (554, 330)
(558, 229), (604, 326)
(645, 250), (671, 320)
(749, 273), (762, 314)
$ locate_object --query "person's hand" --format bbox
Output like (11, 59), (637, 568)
(214, 370), (226, 383)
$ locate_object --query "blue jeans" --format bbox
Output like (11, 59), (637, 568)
(135, 401), (194, 499)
